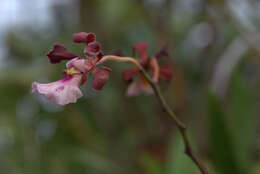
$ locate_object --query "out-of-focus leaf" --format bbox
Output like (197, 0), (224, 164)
(252, 161), (260, 174)
(229, 72), (254, 173)
(79, 150), (122, 174)
(139, 152), (164, 174)
(207, 92), (245, 174)
(165, 134), (198, 174)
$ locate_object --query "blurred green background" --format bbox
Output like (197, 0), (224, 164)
(0, 0), (259, 174)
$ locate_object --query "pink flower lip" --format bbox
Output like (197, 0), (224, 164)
(32, 75), (83, 105)
(61, 75), (73, 82)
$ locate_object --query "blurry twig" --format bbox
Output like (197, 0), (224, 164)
(98, 55), (210, 174)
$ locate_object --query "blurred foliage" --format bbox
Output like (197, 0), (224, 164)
(0, 0), (259, 174)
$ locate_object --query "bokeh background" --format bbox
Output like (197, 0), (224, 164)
(0, 0), (259, 174)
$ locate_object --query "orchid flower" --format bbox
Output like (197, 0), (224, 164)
(122, 42), (173, 96)
(32, 32), (110, 105)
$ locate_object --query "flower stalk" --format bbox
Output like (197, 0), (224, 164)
(98, 55), (143, 69)
(31, 31), (208, 174)
(99, 55), (209, 174)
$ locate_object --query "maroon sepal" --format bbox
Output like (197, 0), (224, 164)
(132, 42), (148, 61)
(92, 67), (111, 91)
(73, 32), (96, 44)
(122, 68), (138, 84)
(159, 66), (172, 82)
(46, 44), (77, 64)
(84, 41), (101, 57)
(155, 45), (168, 59)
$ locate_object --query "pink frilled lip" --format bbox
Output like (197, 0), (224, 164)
(32, 75), (83, 105)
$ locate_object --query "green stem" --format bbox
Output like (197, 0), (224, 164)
(98, 55), (209, 174)
(139, 69), (209, 174)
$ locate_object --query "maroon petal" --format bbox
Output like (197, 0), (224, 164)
(155, 45), (168, 59)
(92, 67), (111, 91)
(84, 41), (101, 57)
(73, 32), (96, 44)
(46, 44), (78, 64)
(133, 42), (148, 61)
(122, 68), (138, 84)
(159, 66), (172, 81)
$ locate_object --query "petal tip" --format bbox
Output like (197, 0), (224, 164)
(46, 44), (77, 64)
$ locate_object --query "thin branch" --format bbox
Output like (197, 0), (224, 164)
(139, 69), (209, 174)
(99, 55), (209, 174)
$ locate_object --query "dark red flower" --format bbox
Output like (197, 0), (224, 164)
(122, 42), (172, 96)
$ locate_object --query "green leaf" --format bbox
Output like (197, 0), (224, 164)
(139, 153), (164, 174)
(207, 92), (245, 174)
(229, 72), (254, 173)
